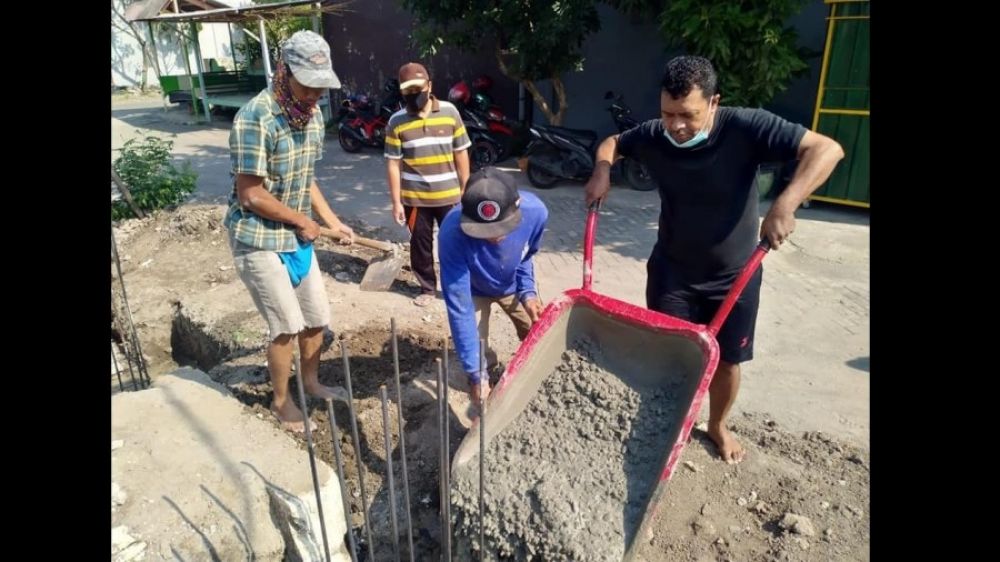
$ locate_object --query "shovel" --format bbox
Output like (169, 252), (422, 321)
(319, 227), (406, 292)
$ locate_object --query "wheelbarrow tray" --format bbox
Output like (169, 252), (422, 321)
(452, 287), (721, 559)
(451, 201), (768, 559)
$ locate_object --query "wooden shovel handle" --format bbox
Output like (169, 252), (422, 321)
(319, 227), (395, 252)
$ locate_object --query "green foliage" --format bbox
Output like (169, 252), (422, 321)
(113, 137), (198, 220)
(609, 0), (813, 107)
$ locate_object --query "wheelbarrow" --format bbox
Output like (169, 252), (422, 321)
(451, 201), (770, 560)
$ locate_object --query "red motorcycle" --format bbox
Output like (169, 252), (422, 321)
(450, 80), (508, 129)
(336, 79), (403, 153)
(449, 78), (529, 162)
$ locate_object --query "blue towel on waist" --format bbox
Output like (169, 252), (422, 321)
(277, 240), (314, 287)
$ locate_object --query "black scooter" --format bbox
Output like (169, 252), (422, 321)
(521, 93), (658, 191)
(605, 91), (657, 191)
(521, 123), (598, 189)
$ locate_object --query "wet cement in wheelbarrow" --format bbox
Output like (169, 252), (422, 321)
(451, 337), (684, 561)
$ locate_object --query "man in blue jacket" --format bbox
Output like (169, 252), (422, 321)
(439, 167), (548, 405)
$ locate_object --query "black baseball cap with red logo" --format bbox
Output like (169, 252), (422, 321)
(459, 167), (523, 239)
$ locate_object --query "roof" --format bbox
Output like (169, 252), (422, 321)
(123, 0), (233, 22)
(125, 0), (350, 24)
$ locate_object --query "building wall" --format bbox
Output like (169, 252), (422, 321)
(537, 0), (830, 134)
(322, 1), (519, 113)
(322, 0), (830, 133)
(111, 0), (238, 89)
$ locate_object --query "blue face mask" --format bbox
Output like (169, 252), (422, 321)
(664, 102), (715, 148)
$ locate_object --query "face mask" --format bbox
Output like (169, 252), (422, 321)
(404, 90), (429, 112)
(664, 101), (715, 148)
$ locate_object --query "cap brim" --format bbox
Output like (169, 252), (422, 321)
(288, 64), (341, 89)
(399, 78), (428, 90)
(460, 208), (522, 239)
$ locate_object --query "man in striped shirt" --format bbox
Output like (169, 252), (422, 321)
(385, 62), (472, 307)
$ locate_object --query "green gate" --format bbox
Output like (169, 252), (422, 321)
(809, 0), (870, 208)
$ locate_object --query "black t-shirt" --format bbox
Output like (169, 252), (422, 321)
(618, 107), (806, 283)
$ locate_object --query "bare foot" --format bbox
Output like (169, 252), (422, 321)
(708, 423), (746, 464)
(270, 401), (317, 434)
(304, 383), (350, 403)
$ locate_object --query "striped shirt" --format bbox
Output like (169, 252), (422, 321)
(384, 97), (471, 207)
(224, 89), (325, 252)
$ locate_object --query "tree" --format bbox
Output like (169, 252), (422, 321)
(608, 0), (813, 108)
(234, 0), (313, 72)
(111, 0), (162, 92)
(402, 0), (601, 125)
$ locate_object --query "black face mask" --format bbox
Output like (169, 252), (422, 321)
(403, 90), (429, 112)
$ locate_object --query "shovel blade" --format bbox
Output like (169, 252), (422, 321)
(358, 255), (405, 291)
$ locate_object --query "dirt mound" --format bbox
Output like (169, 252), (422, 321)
(633, 411), (870, 562)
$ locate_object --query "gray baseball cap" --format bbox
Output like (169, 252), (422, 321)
(281, 30), (341, 90)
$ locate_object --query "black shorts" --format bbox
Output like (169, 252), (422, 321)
(645, 253), (762, 365)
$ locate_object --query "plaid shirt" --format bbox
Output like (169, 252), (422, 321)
(224, 89), (325, 252)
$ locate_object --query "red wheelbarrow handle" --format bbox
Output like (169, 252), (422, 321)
(582, 200), (770, 336)
(582, 200), (602, 291)
(706, 239), (770, 337)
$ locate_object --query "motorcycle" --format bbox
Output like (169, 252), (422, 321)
(445, 80), (504, 171)
(604, 90), (657, 192)
(519, 92), (662, 190)
(449, 78), (530, 162)
(460, 106), (506, 172)
(521, 123), (600, 189)
(336, 79), (403, 153)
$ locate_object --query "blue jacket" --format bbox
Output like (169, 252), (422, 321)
(439, 191), (548, 380)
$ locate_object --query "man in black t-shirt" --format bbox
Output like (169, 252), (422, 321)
(584, 56), (845, 464)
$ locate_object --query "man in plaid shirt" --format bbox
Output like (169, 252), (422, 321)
(224, 31), (354, 433)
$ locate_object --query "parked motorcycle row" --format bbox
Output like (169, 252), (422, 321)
(332, 76), (655, 191)
(334, 78), (403, 154)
